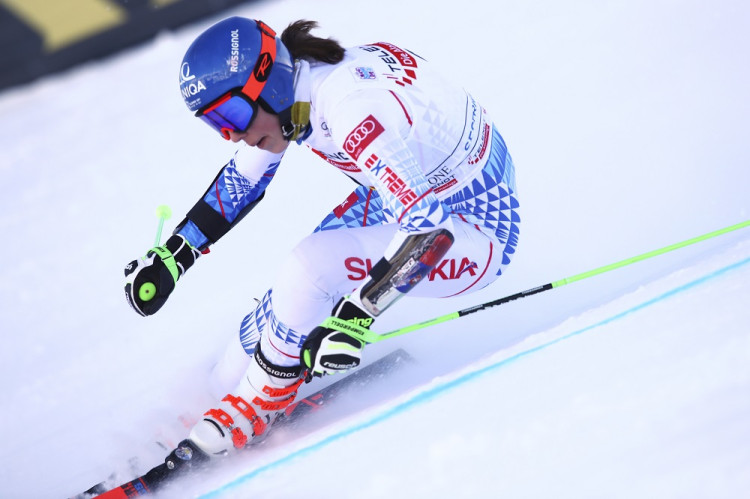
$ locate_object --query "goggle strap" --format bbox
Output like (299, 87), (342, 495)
(242, 21), (277, 101)
(202, 93), (233, 114)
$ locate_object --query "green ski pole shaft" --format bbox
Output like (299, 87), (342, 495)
(153, 205), (172, 246)
(343, 219), (750, 344)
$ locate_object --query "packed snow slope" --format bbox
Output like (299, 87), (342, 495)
(0, 0), (748, 497)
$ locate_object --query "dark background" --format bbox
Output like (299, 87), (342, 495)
(0, 0), (254, 91)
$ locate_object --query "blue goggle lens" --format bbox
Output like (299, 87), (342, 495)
(197, 94), (257, 140)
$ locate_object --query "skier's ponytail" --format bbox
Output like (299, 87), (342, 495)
(281, 20), (345, 64)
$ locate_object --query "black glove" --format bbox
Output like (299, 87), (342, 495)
(301, 297), (374, 381)
(124, 234), (200, 316)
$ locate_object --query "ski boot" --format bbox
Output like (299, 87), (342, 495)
(189, 347), (304, 455)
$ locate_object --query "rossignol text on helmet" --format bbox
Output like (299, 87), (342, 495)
(179, 17), (295, 139)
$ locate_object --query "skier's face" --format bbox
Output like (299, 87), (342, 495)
(226, 106), (289, 153)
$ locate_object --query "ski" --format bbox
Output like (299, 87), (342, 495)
(71, 348), (413, 498)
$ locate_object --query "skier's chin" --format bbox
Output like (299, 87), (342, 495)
(257, 136), (289, 154)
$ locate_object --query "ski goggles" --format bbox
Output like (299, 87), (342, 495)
(194, 21), (277, 140)
(196, 92), (259, 140)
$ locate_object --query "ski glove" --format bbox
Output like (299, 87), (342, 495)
(301, 297), (374, 381)
(124, 234), (200, 316)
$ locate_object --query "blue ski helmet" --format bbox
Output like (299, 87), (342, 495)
(179, 17), (295, 118)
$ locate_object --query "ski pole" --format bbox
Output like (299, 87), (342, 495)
(154, 204), (172, 246)
(137, 205), (174, 304)
(323, 219), (750, 344)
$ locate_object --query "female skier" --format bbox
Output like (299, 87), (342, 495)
(124, 17), (520, 459)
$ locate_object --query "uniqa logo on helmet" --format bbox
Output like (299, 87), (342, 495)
(179, 62), (206, 102)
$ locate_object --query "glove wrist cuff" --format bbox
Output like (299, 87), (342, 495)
(150, 235), (200, 283)
(319, 297), (377, 344)
(334, 297), (375, 326)
(150, 245), (179, 282)
(318, 316), (371, 344)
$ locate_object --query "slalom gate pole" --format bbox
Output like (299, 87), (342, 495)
(324, 219), (750, 344)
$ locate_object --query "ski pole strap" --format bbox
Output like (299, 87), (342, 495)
(150, 246), (179, 283)
(320, 317), (379, 344)
(322, 312), (463, 345)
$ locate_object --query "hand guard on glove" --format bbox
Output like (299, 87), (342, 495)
(301, 297), (375, 381)
(124, 234), (200, 316)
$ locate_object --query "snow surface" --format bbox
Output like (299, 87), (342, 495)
(1, 0), (749, 497)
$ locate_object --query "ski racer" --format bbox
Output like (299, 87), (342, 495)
(124, 17), (520, 460)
